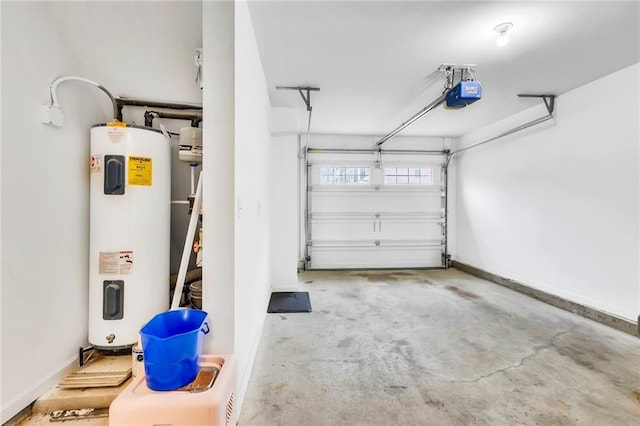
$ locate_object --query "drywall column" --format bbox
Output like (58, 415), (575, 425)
(234, 0), (273, 407)
(202, 0), (235, 354)
(271, 108), (300, 288)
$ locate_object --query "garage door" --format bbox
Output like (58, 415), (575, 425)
(306, 151), (446, 269)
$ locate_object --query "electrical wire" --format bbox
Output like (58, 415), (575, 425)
(49, 76), (119, 120)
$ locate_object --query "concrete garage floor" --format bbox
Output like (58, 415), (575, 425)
(239, 269), (640, 426)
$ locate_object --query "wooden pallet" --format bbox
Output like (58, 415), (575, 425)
(59, 355), (131, 389)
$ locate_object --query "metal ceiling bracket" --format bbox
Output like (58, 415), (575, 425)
(276, 86), (320, 112)
(517, 93), (556, 115)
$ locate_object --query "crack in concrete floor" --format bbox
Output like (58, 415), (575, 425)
(448, 330), (572, 384)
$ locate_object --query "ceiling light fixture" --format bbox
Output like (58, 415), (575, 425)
(494, 22), (513, 47)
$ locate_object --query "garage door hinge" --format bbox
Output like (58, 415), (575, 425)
(375, 240), (381, 246)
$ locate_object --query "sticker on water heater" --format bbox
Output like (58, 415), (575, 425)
(99, 251), (119, 274)
(90, 154), (102, 173)
(118, 250), (134, 274)
(107, 127), (126, 144)
(99, 251), (133, 274)
(128, 156), (152, 186)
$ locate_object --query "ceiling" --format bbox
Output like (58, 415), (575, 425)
(248, 1), (640, 137)
(32, 1), (639, 139)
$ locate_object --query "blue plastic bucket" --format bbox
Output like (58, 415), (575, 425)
(140, 309), (210, 391)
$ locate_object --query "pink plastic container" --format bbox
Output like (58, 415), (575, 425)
(109, 354), (237, 426)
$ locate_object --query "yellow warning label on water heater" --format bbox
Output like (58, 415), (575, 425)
(128, 156), (152, 186)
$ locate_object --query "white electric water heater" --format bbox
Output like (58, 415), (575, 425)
(89, 124), (170, 349)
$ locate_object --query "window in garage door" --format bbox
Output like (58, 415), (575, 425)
(320, 167), (371, 185)
(384, 167), (433, 185)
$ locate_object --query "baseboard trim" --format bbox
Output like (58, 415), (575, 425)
(1, 354), (77, 423)
(2, 403), (33, 426)
(235, 288), (272, 419)
(451, 261), (639, 338)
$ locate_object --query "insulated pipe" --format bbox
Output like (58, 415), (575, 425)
(116, 97), (202, 121)
(50, 76), (119, 120)
(144, 110), (203, 128)
(375, 90), (452, 147)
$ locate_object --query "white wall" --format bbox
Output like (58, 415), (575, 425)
(47, 2), (203, 105)
(271, 108), (299, 287)
(233, 0), (273, 407)
(454, 63), (639, 322)
(0, 2), (109, 421)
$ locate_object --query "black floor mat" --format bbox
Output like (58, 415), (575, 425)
(267, 292), (312, 313)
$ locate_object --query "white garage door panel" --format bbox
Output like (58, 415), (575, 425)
(310, 245), (443, 269)
(311, 219), (377, 240)
(311, 188), (442, 213)
(377, 218), (443, 240)
(306, 153), (446, 269)
(311, 216), (442, 241)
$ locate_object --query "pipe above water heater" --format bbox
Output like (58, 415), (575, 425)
(116, 97), (202, 122)
(144, 110), (203, 128)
